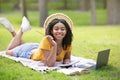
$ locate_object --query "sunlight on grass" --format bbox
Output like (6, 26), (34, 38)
(0, 10), (120, 80)
(0, 25), (120, 80)
(0, 9), (107, 27)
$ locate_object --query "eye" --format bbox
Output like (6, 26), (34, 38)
(61, 28), (66, 31)
(54, 28), (59, 31)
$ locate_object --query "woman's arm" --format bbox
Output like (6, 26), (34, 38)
(63, 52), (71, 64)
(42, 45), (57, 67)
(42, 35), (57, 67)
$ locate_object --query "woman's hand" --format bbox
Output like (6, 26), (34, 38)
(46, 35), (57, 46)
(42, 35), (57, 67)
(63, 52), (71, 64)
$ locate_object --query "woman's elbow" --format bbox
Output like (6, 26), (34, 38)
(44, 61), (55, 67)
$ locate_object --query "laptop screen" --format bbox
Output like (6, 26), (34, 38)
(96, 49), (110, 69)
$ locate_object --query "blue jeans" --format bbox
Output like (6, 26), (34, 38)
(13, 43), (39, 59)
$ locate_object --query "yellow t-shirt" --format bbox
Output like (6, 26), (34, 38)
(30, 37), (72, 61)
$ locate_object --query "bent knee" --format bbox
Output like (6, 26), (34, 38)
(6, 50), (13, 56)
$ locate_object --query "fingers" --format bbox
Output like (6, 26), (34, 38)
(46, 35), (56, 46)
(46, 35), (53, 41)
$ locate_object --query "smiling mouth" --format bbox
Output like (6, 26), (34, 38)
(56, 33), (64, 36)
(55, 34), (64, 38)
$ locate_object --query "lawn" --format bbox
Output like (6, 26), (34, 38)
(0, 10), (120, 80)
(0, 26), (120, 80)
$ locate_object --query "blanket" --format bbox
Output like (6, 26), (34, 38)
(0, 51), (96, 75)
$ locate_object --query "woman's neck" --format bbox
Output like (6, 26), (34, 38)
(55, 39), (62, 46)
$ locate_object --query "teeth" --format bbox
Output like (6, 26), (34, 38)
(57, 34), (62, 36)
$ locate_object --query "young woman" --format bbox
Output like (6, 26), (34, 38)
(0, 13), (73, 67)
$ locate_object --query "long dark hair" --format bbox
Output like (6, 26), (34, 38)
(45, 18), (73, 50)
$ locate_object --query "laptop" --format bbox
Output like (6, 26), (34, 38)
(96, 49), (110, 69)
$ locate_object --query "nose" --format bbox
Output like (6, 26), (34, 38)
(58, 29), (62, 32)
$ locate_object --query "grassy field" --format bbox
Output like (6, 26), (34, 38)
(0, 10), (120, 80)
(0, 9), (107, 26)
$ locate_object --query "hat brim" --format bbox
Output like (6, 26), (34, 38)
(43, 13), (73, 30)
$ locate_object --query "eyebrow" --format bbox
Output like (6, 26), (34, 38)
(54, 26), (66, 28)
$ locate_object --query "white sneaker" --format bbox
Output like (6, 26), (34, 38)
(21, 16), (31, 32)
(0, 18), (14, 32)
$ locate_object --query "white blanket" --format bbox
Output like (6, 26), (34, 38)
(0, 51), (96, 75)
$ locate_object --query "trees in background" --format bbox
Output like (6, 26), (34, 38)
(20, 0), (27, 18)
(79, 0), (90, 11)
(39, 0), (48, 27)
(63, 0), (68, 9)
(0, 0), (120, 25)
(107, 0), (120, 25)
(90, 0), (96, 25)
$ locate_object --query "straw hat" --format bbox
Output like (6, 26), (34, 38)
(43, 13), (73, 30)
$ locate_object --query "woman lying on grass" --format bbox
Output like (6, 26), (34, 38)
(0, 13), (73, 67)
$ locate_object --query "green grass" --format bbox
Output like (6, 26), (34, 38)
(0, 9), (107, 26)
(0, 10), (120, 80)
(0, 26), (120, 80)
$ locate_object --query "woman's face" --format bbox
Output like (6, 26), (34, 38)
(52, 22), (67, 41)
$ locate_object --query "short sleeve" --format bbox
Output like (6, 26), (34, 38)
(67, 45), (72, 52)
(40, 37), (52, 50)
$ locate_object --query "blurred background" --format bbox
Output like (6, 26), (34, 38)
(0, 0), (120, 27)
